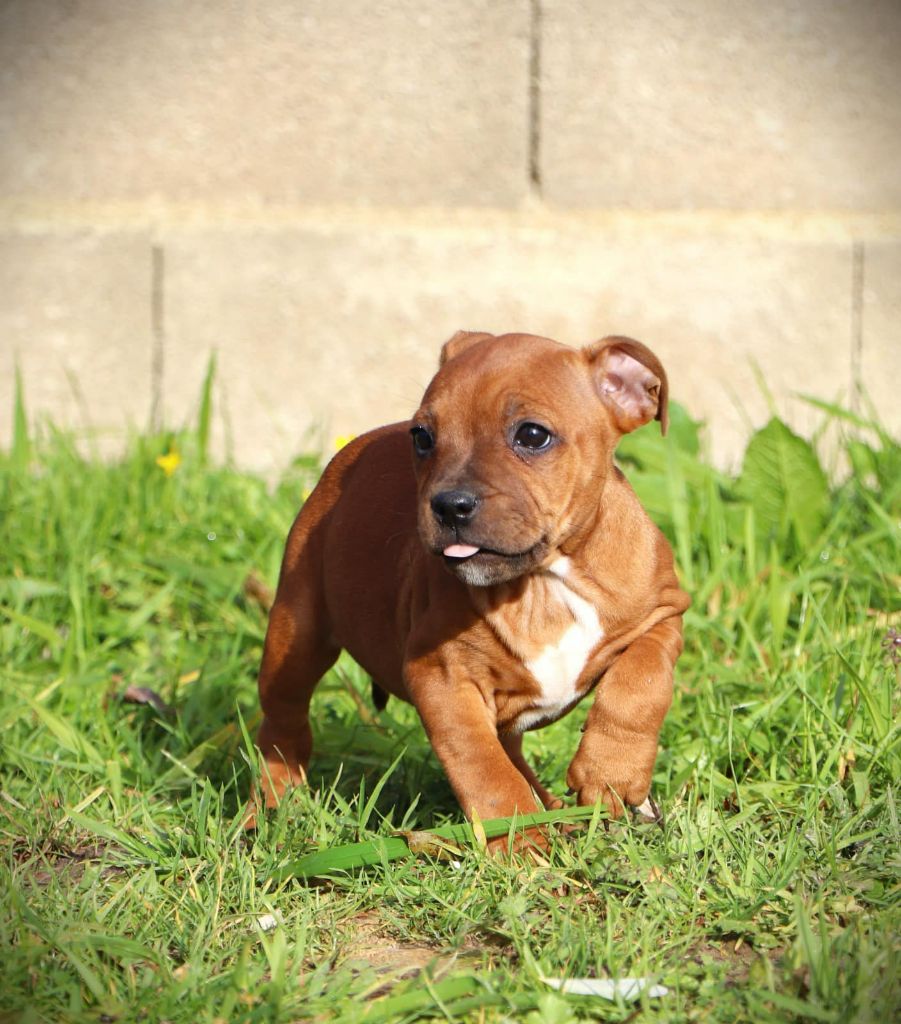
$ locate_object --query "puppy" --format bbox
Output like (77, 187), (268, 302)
(254, 331), (689, 832)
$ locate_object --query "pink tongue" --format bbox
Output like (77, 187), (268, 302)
(443, 544), (480, 558)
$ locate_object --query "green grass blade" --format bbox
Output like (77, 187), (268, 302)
(121, 580), (177, 637)
(1, 604), (64, 652)
(157, 711), (261, 788)
(66, 811), (161, 862)
(197, 352), (217, 466)
(12, 362), (30, 475)
(21, 694), (105, 769)
(357, 749), (406, 831)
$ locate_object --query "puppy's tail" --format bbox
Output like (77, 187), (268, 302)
(371, 680), (389, 711)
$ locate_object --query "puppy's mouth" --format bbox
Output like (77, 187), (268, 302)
(437, 539), (547, 585)
(442, 543), (483, 559)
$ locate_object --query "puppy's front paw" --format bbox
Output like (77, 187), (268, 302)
(565, 731), (657, 818)
(631, 794), (663, 824)
(486, 827), (551, 858)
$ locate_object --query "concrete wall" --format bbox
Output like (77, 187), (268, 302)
(1, 1), (899, 472)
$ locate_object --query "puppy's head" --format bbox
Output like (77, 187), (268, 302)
(410, 331), (668, 587)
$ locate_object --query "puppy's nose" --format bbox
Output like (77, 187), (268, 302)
(430, 489), (480, 527)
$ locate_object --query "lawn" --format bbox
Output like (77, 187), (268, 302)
(1, 376), (898, 1023)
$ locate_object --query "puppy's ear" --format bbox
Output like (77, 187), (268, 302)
(586, 336), (669, 435)
(439, 330), (495, 366)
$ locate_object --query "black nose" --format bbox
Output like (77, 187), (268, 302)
(430, 489), (480, 527)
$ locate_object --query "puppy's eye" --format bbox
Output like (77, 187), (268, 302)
(410, 425), (435, 455)
(513, 422), (553, 450)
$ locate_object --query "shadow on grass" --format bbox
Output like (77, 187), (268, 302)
(130, 658), (458, 827)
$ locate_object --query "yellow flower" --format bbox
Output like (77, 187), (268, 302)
(334, 434), (355, 451)
(156, 448), (181, 477)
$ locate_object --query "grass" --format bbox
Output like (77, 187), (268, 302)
(1, 375), (899, 1023)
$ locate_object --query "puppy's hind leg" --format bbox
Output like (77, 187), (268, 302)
(252, 566), (339, 820)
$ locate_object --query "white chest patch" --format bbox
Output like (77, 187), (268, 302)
(516, 558), (603, 731)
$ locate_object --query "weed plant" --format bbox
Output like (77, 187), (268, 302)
(1, 372), (898, 1022)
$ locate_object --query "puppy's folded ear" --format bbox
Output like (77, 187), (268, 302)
(439, 330), (495, 366)
(586, 336), (669, 435)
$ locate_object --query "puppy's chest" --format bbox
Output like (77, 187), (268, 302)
(482, 567), (604, 731)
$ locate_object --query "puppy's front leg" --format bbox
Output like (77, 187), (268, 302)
(567, 616), (684, 817)
(407, 670), (542, 822)
(500, 733), (563, 810)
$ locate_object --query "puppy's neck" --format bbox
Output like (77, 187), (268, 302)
(471, 556), (599, 653)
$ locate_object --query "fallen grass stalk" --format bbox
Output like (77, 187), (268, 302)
(272, 805), (604, 880)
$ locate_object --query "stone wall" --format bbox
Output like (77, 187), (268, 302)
(2, 1), (899, 471)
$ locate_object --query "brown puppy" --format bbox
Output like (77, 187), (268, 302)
(254, 332), (689, 830)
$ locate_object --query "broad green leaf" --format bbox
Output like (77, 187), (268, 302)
(737, 418), (829, 550)
(617, 400), (701, 462)
(662, 401), (702, 456)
